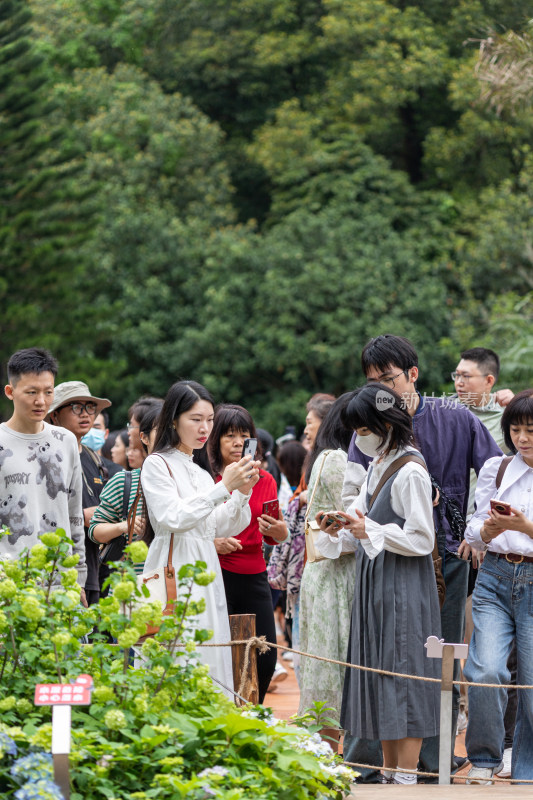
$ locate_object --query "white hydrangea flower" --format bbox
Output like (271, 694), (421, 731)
(198, 766), (229, 778)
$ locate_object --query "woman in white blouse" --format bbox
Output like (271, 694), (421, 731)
(317, 383), (440, 785)
(141, 380), (260, 697)
(463, 389), (533, 784)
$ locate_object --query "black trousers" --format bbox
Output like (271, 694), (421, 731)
(221, 569), (278, 703)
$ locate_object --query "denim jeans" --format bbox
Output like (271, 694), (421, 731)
(343, 551), (467, 780)
(464, 552), (533, 780)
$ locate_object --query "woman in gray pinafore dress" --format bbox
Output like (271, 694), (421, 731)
(317, 384), (441, 784)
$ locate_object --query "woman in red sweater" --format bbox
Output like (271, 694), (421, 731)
(209, 404), (288, 702)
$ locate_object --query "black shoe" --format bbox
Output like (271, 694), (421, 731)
(452, 756), (469, 773)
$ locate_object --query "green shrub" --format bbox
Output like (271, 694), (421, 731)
(0, 528), (353, 798)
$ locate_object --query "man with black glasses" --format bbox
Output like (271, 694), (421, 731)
(49, 381), (112, 605)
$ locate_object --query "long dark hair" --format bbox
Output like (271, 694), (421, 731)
(208, 404), (260, 476)
(305, 393), (354, 483)
(342, 383), (414, 455)
(138, 400), (164, 455)
(141, 383), (213, 547)
(152, 380), (214, 473)
(277, 441), (307, 488)
(257, 427), (281, 490)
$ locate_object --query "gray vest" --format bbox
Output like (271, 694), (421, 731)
(365, 451), (426, 528)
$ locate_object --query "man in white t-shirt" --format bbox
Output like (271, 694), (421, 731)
(0, 348), (86, 597)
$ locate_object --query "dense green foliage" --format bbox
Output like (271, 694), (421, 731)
(2, 0), (532, 431)
(0, 529), (353, 798)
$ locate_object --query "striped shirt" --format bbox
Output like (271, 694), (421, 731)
(88, 468), (145, 574)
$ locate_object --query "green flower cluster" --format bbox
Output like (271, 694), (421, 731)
(0, 528), (352, 799)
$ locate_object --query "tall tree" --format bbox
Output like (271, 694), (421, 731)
(0, 0), (97, 416)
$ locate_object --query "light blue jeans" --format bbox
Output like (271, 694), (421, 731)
(464, 552), (533, 780)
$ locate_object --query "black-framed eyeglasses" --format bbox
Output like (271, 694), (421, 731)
(451, 371), (489, 382)
(367, 370), (407, 390)
(60, 401), (98, 416)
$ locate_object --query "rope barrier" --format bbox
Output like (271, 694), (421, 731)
(151, 635), (533, 783)
(235, 636), (269, 699)
(190, 637), (533, 691)
(343, 761), (533, 784)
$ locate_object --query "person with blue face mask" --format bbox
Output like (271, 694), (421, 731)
(48, 382), (115, 605)
(82, 412), (123, 480)
(81, 426), (106, 452)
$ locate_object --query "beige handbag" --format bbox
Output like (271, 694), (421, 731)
(304, 451), (331, 564)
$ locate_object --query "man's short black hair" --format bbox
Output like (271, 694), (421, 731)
(98, 410), (109, 427)
(460, 347), (500, 381)
(361, 334), (418, 376)
(7, 348), (58, 385)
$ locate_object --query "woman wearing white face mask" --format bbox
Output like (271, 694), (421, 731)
(316, 383), (440, 785)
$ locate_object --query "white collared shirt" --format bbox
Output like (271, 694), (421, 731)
(465, 453), (533, 556)
(317, 447), (434, 560)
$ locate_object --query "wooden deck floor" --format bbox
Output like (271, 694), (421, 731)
(349, 786), (530, 798)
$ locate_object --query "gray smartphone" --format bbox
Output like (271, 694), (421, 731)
(242, 438), (258, 461)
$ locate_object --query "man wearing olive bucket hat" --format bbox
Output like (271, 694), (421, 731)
(48, 381), (112, 605)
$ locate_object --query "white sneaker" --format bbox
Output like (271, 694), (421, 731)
(465, 765), (501, 785)
(456, 707), (468, 735)
(271, 662), (288, 683)
(282, 651), (293, 662)
(266, 662), (287, 693)
(499, 748), (512, 778)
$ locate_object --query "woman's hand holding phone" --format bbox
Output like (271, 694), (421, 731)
(486, 505), (533, 539)
(222, 457), (261, 492)
(258, 512), (288, 542)
(317, 510), (349, 538)
(337, 510), (368, 540)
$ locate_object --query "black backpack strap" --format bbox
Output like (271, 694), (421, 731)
(495, 456), (513, 490)
(121, 471), (132, 521)
(81, 444), (109, 482)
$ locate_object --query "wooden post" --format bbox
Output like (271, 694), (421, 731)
(229, 614), (259, 706)
(425, 636), (469, 786)
(438, 645), (455, 785)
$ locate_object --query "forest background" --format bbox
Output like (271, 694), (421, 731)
(2, 0), (533, 435)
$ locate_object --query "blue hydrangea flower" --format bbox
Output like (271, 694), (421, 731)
(10, 752), (54, 780)
(0, 731), (18, 757)
(14, 779), (64, 800)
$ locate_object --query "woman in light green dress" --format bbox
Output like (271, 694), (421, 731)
(298, 394), (365, 745)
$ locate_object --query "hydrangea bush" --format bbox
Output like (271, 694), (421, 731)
(0, 528), (353, 799)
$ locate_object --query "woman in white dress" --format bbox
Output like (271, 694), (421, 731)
(141, 380), (260, 697)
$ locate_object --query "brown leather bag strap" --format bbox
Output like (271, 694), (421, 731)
(152, 455), (177, 590)
(126, 483), (143, 545)
(495, 455), (513, 490)
(367, 453), (426, 512)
